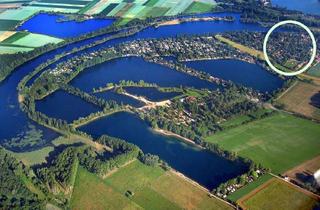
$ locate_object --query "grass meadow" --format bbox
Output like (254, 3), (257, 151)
(206, 112), (320, 174)
(71, 160), (232, 210)
(239, 178), (320, 210)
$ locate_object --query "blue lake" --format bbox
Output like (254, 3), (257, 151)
(0, 12), (271, 154)
(185, 59), (284, 93)
(272, 0), (320, 16)
(71, 57), (218, 92)
(18, 13), (115, 38)
(36, 90), (101, 123)
(80, 112), (249, 190)
(125, 87), (181, 101)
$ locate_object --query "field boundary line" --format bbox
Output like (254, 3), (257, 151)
(269, 173), (320, 200)
(276, 80), (299, 100)
(102, 159), (137, 179)
(236, 178), (275, 210)
(170, 169), (237, 209)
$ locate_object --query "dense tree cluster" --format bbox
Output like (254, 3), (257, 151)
(144, 85), (259, 140)
(222, 31), (319, 69)
(0, 149), (44, 209)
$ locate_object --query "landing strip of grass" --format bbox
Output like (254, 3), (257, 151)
(206, 112), (320, 174)
(71, 160), (232, 210)
(215, 35), (265, 60)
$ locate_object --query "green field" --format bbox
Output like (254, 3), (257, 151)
(0, 19), (20, 30)
(185, 1), (214, 14)
(206, 112), (320, 174)
(82, 0), (216, 19)
(71, 160), (232, 210)
(0, 45), (33, 54)
(241, 178), (320, 210)
(70, 166), (140, 210)
(0, 8), (38, 21)
(227, 174), (272, 202)
(12, 33), (63, 47)
(308, 63), (320, 77)
(1, 31), (29, 43)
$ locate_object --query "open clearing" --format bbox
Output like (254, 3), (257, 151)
(276, 81), (320, 120)
(238, 178), (320, 210)
(215, 35), (265, 60)
(71, 160), (232, 210)
(206, 112), (320, 174)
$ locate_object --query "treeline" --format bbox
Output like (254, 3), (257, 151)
(61, 84), (119, 109)
(93, 80), (158, 93)
(0, 148), (45, 209)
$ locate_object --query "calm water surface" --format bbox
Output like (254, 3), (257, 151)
(71, 57), (218, 91)
(18, 13), (115, 38)
(186, 59), (284, 93)
(80, 112), (249, 190)
(272, 0), (320, 15)
(36, 90), (101, 123)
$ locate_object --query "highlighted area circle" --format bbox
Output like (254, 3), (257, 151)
(263, 20), (317, 76)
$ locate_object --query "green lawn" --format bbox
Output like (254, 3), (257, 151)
(104, 160), (164, 194)
(185, 1), (214, 14)
(227, 174), (272, 202)
(242, 178), (320, 210)
(206, 112), (320, 174)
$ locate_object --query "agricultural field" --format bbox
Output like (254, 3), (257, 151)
(83, 0), (217, 18)
(0, 31), (63, 53)
(205, 112), (320, 174)
(308, 63), (320, 77)
(0, 45), (33, 54)
(10, 32), (63, 47)
(276, 81), (320, 120)
(238, 178), (320, 210)
(0, 30), (15, 42)
(71, 160), (232, 210)
(70, 166), (140, 210)
(0, 19), (20, 30)
(284, 155), (320, 186)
